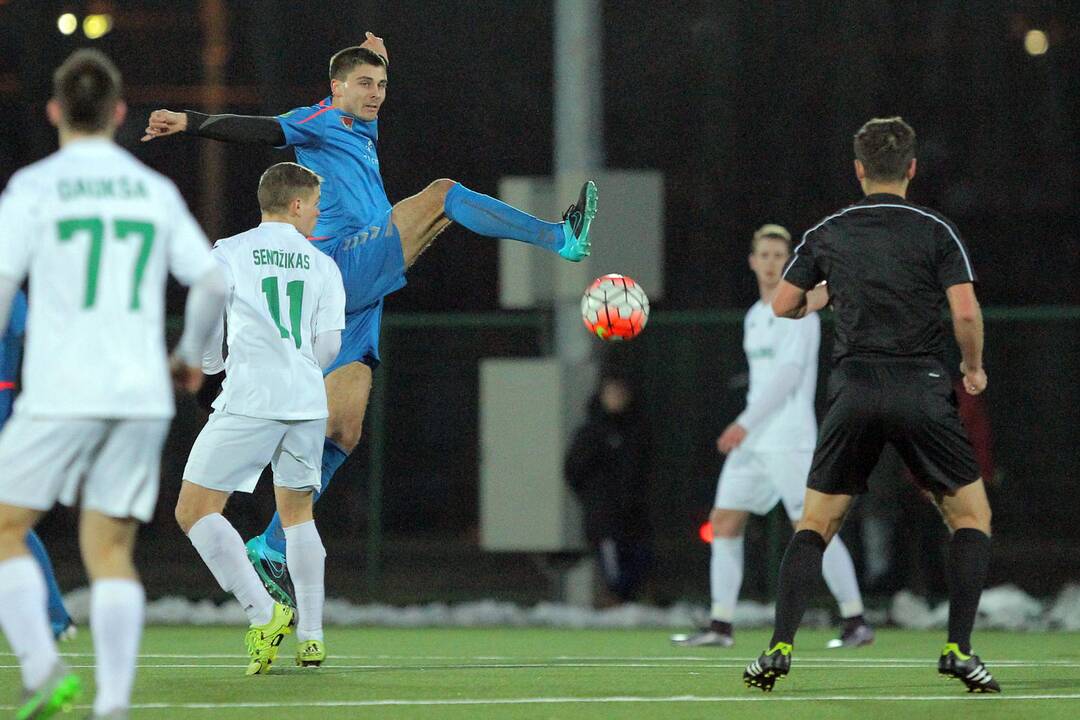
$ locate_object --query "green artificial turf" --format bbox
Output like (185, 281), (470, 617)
(3, 627), (1079, 718)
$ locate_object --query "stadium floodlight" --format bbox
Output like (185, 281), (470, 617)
(83, 13), (112, 40)
(57, 13), (77, 35)
(1024, 29), (1049, 56)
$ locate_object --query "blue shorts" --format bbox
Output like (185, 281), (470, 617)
(324, 299), (384, 374)
(310, 208), (407, 315)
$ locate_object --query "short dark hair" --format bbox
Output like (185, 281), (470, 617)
(257, 162), (321, 214)
(52, 49), (122, 132)
(854, 117), (916, 182)
(328, 46), (388, 81)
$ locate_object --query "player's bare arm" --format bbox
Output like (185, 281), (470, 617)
(141, 109), (187, 140)
(716, 422), (748, 454)
(946, 282), (986, 395)
(169, 355), (204, 394)
(772, 280), (828, 319)
(359, 31), (388, 64)
(772, 279), (808, 318)
(805, 281), (829, 313)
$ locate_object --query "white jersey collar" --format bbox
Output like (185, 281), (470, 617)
(257, 221), (306, 240)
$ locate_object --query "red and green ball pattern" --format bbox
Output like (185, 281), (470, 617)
(580, 273), (650, 342)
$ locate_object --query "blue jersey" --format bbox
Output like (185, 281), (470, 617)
(0, 290), (27, 424)
(4, 289), (27, 339)
(275, 98), (406, 318)
(276, 98), (392, 241)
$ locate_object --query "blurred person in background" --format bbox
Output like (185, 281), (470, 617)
(671, 225), (871, 650)
(564, 373), (653, 605)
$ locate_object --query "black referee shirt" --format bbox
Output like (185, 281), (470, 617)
(783, 193), (976, 362)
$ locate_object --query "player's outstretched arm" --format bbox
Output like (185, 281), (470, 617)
(143, 109), (286, 146)
(142, 109), (188, 140)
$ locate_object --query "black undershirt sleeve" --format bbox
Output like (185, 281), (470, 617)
(182, 111), (287, 146)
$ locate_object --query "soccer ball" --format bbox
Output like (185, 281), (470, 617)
(581, 273), (650, 341)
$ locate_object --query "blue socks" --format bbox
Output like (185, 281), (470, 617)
(25, 530), (71, 629)
(262, 437), (350, 556)
(443, 183), (563, 252)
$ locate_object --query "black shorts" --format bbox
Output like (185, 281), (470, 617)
(807, 356), (980, 496)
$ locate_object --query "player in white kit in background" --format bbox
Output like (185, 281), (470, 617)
(174, 162), (345, 675)
(0, 50), (225, 719)
(672, 224), (873, 649)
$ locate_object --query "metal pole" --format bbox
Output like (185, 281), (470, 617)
(553, 0), (603, 606)
(553, 0), (603, 425)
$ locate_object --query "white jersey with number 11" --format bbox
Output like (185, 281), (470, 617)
(206, 221), (345, 421)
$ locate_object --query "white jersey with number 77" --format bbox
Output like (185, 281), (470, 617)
(0, 138), (216, 418)
(206, 221), (345, 420)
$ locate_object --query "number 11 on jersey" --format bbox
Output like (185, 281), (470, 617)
(260, 275), (304, 349)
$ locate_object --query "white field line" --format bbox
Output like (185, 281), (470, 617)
(1, 652), (1077, 666)
(0, 662), (958, 670)
(3, 694), (1080, 711)
(4, 660), (1080, 671)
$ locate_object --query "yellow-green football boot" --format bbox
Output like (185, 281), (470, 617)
(16, 662), (81, 719)
(296, 639), (326, 667)
(244, 603), (295, 676)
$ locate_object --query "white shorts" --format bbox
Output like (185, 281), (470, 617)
(0, 414), (170, 522)
(714, 447), (814, 519)
(183, 411), (325, 494)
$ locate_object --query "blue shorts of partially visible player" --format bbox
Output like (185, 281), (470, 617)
(0, 290), (74, 639)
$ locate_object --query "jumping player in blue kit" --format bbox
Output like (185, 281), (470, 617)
(143, 33), (597, 604)
(0, 290), (76, 640)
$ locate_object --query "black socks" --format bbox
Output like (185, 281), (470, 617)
(769, 529), (827, 647)
(947, 528), (991, 655)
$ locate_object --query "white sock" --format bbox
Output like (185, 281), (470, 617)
(187, 514), (274, 625)
(709, 536), (744, 623)
(90, 579), (144, 716)
(822, 535), (865, 618)
(284, 520), (325, 642)
(0, 556), (60, 690)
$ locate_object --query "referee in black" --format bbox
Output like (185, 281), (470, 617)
(743, 117), (998, 693)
